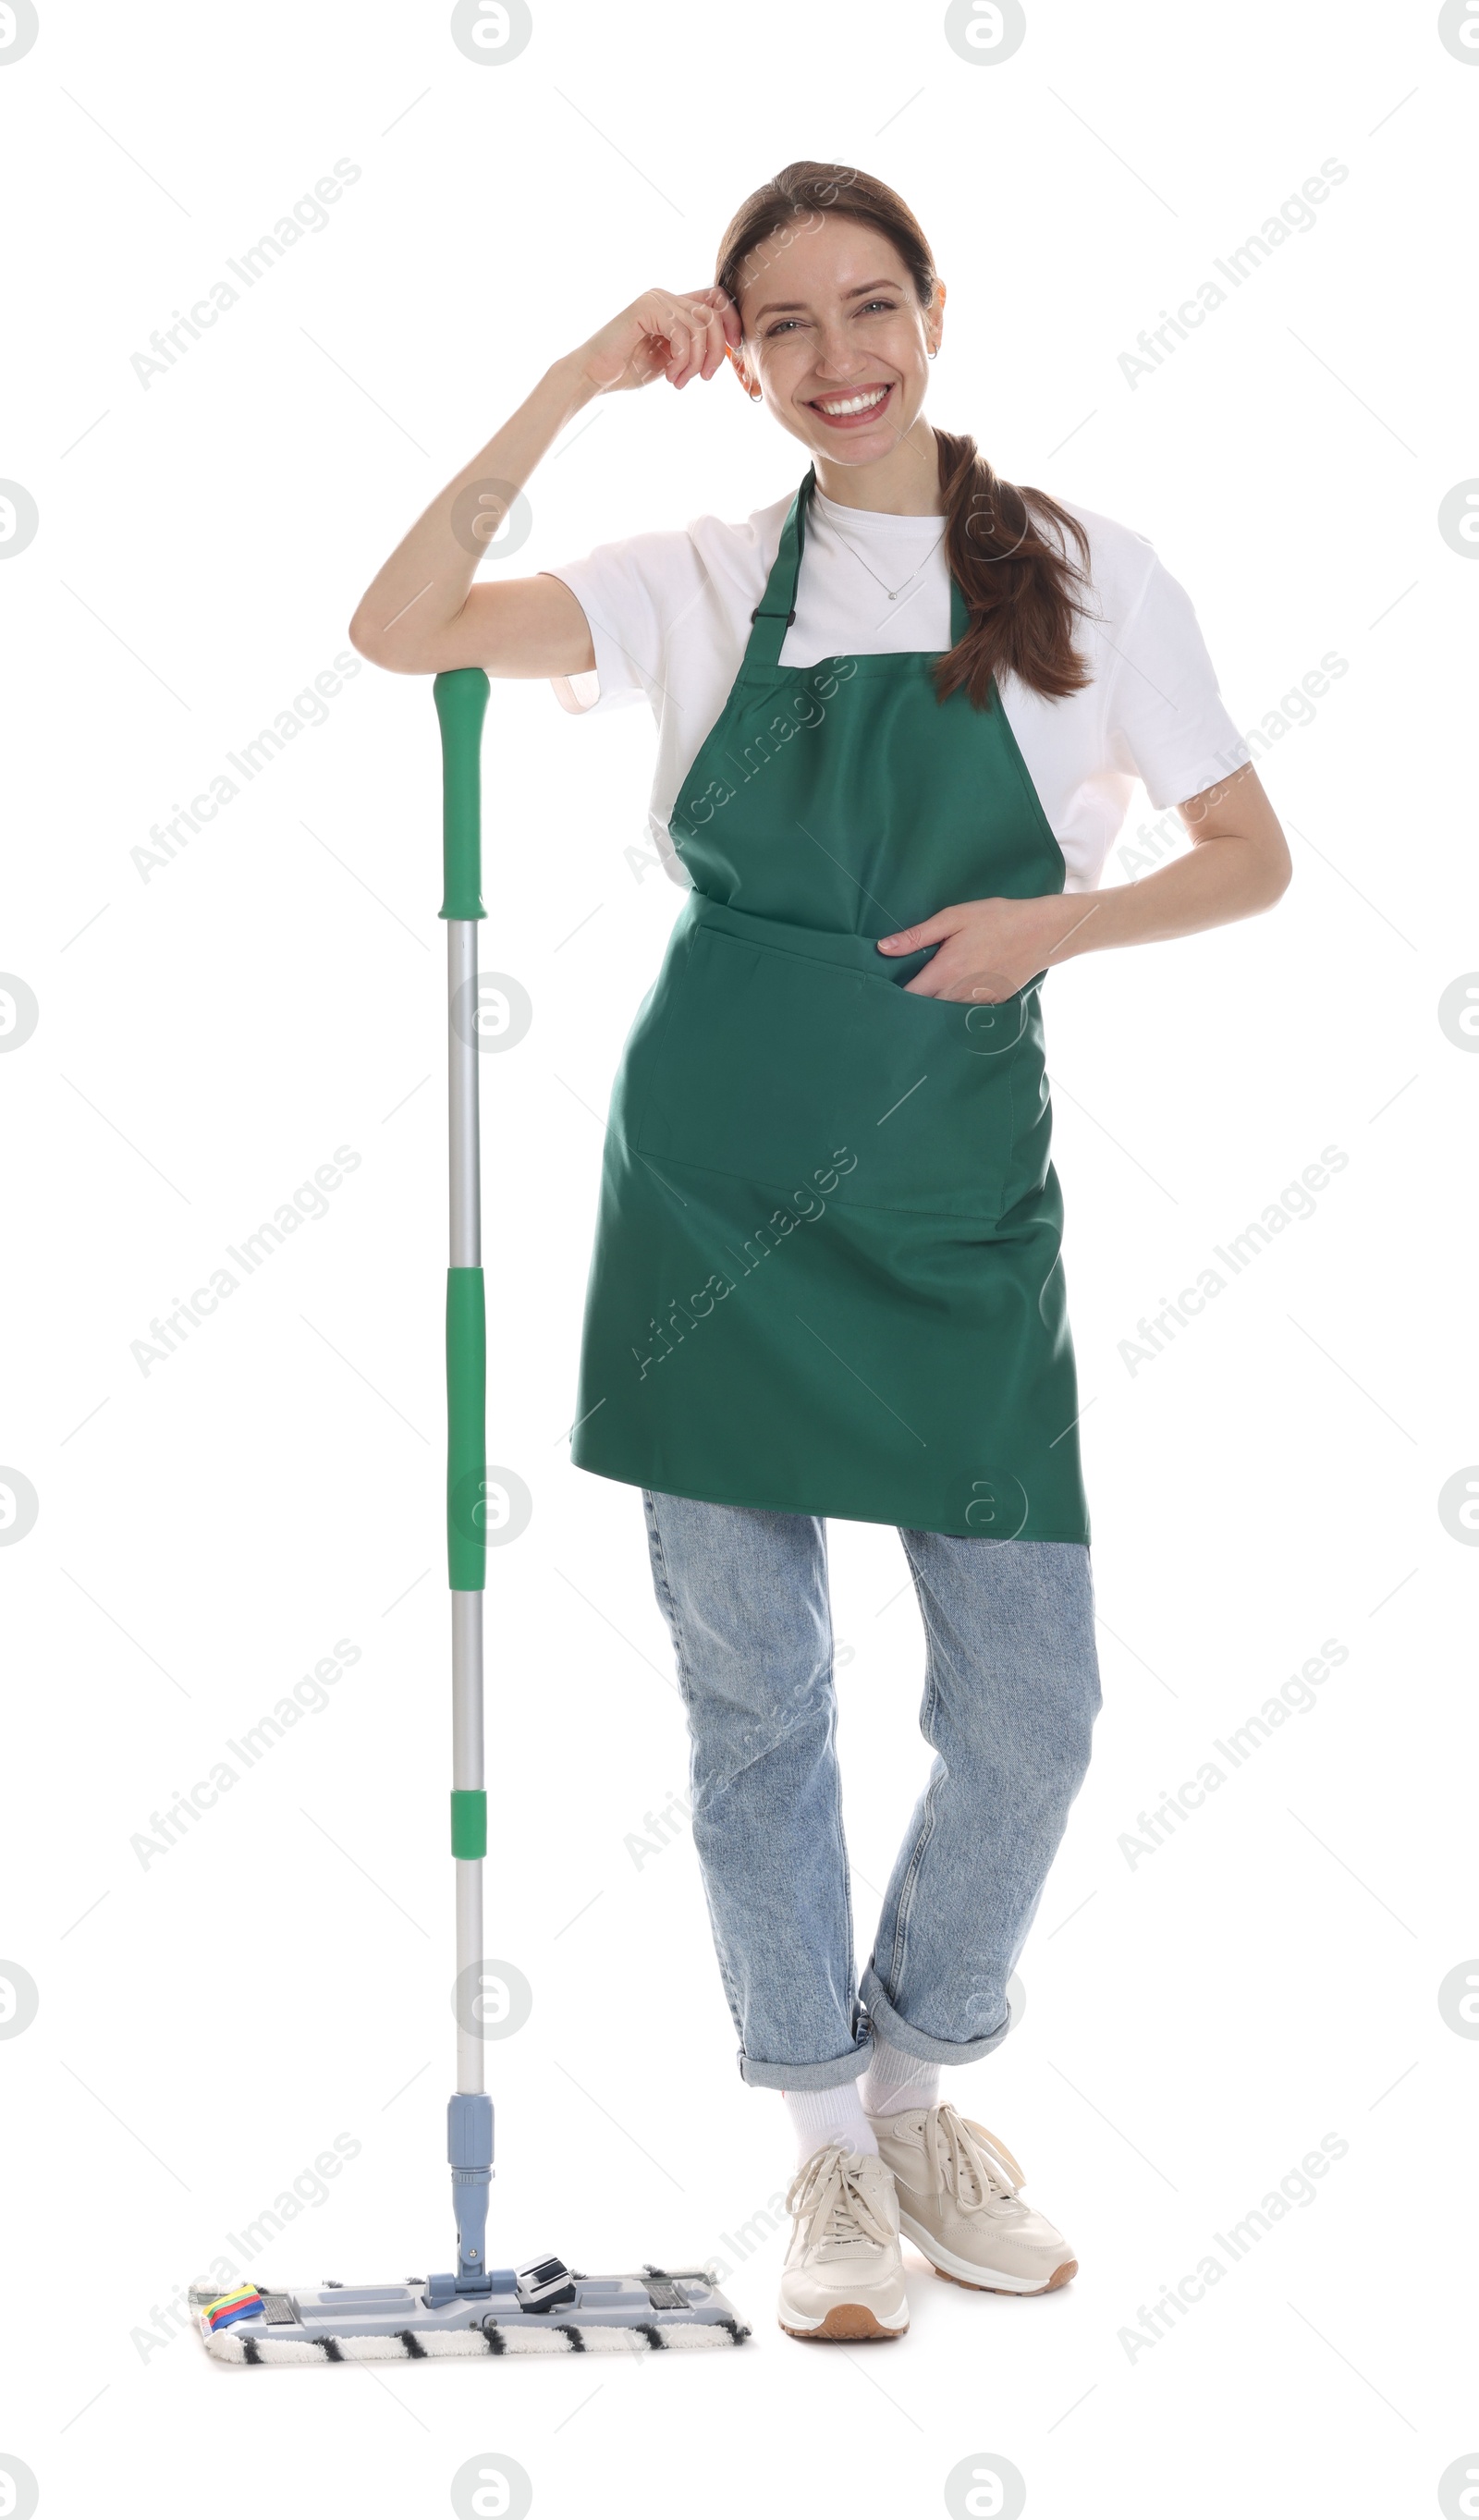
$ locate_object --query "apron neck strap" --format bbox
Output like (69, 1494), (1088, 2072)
(741, 469), (814, 673)
(741, 468), (972, 672)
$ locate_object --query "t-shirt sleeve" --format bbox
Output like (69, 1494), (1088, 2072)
(541, 528), (699, 719)
(1102, 548), (1251, 809)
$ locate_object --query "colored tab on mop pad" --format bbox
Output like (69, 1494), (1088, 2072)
(202, 2285), (264, 2331)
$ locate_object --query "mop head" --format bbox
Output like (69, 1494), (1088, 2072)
(191, 2270), (751, 2364)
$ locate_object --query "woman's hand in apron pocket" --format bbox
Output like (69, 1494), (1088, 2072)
(876, 895), (1097, 1000)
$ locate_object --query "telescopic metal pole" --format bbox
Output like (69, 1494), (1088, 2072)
(434, 668), (494, 2292)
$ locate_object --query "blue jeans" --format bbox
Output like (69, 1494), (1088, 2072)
(642, 1490), (1102, 2089)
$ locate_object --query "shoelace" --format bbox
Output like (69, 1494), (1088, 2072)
(921, 2104), (1024, 2215)
(786, 2143), (896, 2256)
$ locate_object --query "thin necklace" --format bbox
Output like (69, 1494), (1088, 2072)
(818, 508), (948, 603)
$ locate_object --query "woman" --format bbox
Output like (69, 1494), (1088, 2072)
(351, 163), (1290, 2345)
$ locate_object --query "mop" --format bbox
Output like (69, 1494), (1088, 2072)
(193, 668), (751, 2363)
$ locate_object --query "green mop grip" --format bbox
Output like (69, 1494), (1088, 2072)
(449, 1788), (487, 1858)
(446, 1267), (487, 1593)
(434, 667), (490, 922)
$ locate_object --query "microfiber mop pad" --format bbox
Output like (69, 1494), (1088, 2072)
(190, 2273), (750, 2364)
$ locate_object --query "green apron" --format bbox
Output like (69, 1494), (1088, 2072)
(570, 468), (1090, 1544)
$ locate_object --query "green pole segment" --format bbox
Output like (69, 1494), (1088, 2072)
(450, 1789), (487, 1858)
(446, 1266), (487, 1591)
(434, 667), (490, 922)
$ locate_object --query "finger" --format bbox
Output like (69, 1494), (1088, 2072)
(628, 298), (678, 386)
(674, 291), (723, 381)
(632, 292), (692, 386)
(661, 313), (700, 387)
(696, 302), (728, 382)
(684, 286), (741, 364)
(672, 301), (719, 387)
(705, 292), (742, 369)
(671, 306), (713, 387)
(907, 964), (1018, 1004)
(662, 314), (698, 385)
(645, 290), (731, 387)
(876, 909), (960, 953)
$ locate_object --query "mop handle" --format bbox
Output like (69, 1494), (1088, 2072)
(434, 667), (490, 920)
(434, 670), (491, 1614)
(434, 674), (491, 2037)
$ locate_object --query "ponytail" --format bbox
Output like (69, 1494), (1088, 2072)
(933, 427), (1091, 710)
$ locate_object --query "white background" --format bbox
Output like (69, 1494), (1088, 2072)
(2, 2), (1476, 2514)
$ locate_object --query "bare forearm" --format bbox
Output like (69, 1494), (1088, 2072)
(881, 767), (1291, 1001)
(349, 286), (741, 678)
(348, 352), (596, 667)
(1052, 826), (1291, 965)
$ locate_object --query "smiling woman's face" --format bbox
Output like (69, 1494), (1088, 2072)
(732, 216), (943, 471)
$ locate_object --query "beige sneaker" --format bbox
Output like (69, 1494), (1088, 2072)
(869, 2103), (1077, 2295)
(776, 2143), (911, 2341)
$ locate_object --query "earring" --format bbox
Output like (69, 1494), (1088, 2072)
(927, 348), (938, 361)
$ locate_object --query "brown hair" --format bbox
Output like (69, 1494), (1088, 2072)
(715, 162), (1092, 711)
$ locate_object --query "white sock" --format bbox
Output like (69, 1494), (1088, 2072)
(861, 2033), (941, 2121)
(782, 2078), (880, 2165)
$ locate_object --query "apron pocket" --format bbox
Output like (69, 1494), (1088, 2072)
(634, 924), (1029, 1222)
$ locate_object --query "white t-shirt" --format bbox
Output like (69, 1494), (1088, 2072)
(544, 483), (1250, 893)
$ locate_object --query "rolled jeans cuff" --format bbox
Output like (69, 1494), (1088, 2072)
(738, 2032), (874, 2092)
(860, 1966), (1012, 2066)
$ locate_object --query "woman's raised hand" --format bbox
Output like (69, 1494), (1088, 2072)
(576, 287), (742, 395)
(348, 287), (744, 677)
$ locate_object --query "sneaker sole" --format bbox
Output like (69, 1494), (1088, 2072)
(777, 2303), (909, 2342)
(898, 2211), (1078, 2296)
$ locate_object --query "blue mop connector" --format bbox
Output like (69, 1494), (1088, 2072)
(447, 2092), (495, 2293)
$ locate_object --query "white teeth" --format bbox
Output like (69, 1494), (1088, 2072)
(815, 385), (888, 416)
